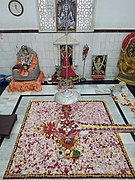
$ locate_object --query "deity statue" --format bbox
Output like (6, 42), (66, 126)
(57, 47), (78, 81)
(12, 45), (40, 80)
(116, 32), (135, 85)
(8, 45), (45, 92)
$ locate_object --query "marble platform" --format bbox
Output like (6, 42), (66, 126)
(0, 83), (135, 180)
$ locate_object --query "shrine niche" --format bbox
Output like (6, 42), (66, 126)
(116, 32), (135, 86)
(52, 34), (79, 85)
(56, 0), (76, 32)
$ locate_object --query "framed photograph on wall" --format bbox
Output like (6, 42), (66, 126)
(91, 55), (107, 79)
(56, 0), (76, 32)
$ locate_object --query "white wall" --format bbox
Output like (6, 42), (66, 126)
(0, 0), (38, 30)
(0, 0), (135, 30)
(95, 0), (135, 29)
(0, 32), (129, 79)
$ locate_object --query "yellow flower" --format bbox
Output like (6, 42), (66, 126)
(74, 141), (79, 146)
(46, 134), (50, 138)
(70, 146), (75, 151)
(62, 146), (66, 151)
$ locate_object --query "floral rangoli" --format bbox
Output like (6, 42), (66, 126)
(4, 100), (135, 178)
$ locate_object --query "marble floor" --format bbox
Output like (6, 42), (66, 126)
(0, 83), (135, 180)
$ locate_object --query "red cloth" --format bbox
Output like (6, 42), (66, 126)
(92, 75), (104, 79)
(122, 32), (135, 50)
(60, 51), (77, 79)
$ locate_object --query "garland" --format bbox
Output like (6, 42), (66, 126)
(112, 92), (135, 115)
(78, 124), (135, 132)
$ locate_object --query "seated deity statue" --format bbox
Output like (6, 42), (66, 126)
(116, 32), (135, 86)
(12, 45), (40, 81)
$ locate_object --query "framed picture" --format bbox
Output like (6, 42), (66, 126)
(91, 55), (107, 76)
(56, 0), (76, 32)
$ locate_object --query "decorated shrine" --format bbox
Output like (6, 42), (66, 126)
(8, 45), (45, 92)
(116, 32), (135, 86)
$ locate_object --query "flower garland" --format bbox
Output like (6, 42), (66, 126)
(112, 92), (135, 115)
(78, 124), (135, 132)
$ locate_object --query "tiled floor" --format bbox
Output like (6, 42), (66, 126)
(0, 83), (135, 180)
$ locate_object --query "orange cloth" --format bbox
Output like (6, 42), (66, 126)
(8, 71), (45, 92)
(15, 54), (38, 77)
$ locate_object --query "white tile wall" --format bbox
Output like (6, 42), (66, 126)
(0, 32), (129, 79)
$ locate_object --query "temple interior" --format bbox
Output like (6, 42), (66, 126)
(0, 0), (135, 179)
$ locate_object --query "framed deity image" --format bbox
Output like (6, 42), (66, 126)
(91, 55), (107, 78)
(56, 0), (76, 32)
